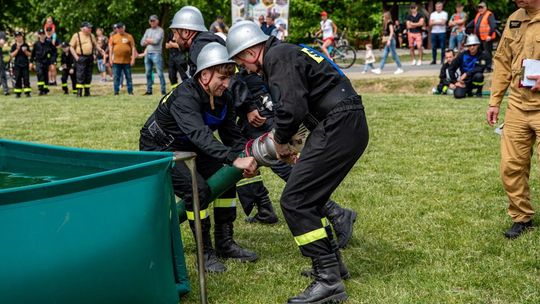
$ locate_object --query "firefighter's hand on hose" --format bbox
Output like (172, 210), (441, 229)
(247, 109), (266, 127)
(233, 156), (259, 178)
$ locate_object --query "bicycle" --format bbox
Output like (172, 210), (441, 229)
(313, 29), (356, 69)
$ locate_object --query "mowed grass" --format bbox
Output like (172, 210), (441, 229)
(1, 78), (540, 304)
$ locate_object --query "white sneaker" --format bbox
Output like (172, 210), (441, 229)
(361, 71), (366, 74)
(416, 60), (422, 66)
(411, 59), (417, 66)
(371, 68), (381, 75)
(394, 68), (404, 75)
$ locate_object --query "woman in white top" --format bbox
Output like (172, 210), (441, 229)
(314, 11), (337, 60)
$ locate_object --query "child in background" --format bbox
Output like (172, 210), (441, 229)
(96, 39), (108, 82)
(433, 49), (458, 95)
(362, 43), (376, 74)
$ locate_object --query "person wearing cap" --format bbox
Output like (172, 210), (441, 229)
(486, 0), (540, 239)
(31, 28), (56, 95)
(0, 30), (9, 95)
(314, 11), (337, 60)
(448, 34), (490, 99)
(10, 31), (32, 98)
(227, 21), (368, 303)
(109, 22), (136, 95)
(169, 6), (225, 77)
(69, 22), (98, 97)
(59, 42), (76, 95)
(467, 2), (496, 71)
(139, 42), (259, 273)
(141, 15), (166, 95)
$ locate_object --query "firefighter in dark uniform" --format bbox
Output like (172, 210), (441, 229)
(69, 22), (97, 97)
(233, 69), (359, 252)
(165, 31), (188, 88)
(168, 6), (226, 77)
(10, 31), (32, 98)
(449, 34), (490, 99)
(139, 43), (259, 273)
(60, 42), (76, 95)
(227, 21), (369, 303)
(31, 29), (56, 95)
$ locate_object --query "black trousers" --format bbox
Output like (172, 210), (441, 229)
(480, 40), (493, 69)
(168, 56), (188, 86)
(13, 66), (30, 94)
(0, 58), (8, 94)
(36, 62), (49, 92)
(454, 72), (484, 99)
(61, 67), (76, 93)
(75, 55), (93, 88)
(139, 131), (236, 225)
(281, 96), (369, 258)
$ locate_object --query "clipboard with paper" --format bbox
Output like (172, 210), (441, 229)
(521, 59), (540, 88)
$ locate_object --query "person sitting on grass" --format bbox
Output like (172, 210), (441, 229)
(432, 48), (458, 95)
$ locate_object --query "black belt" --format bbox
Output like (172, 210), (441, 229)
(311, 80), (357, 121)
(148, 120), (175, 148)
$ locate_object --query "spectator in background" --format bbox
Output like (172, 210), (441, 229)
(44, 26), (58, 86)
(96, 39), (108, 82)
(276, 23), (288, 41)
(394, 19), (405, 48)
(96, 27), (112, 79)
(165, 30), (187, 88)
(258, 15), (266, 27)
(314, 11), (337, 60)
(0, 31), (9, 95)
(210, 15), (229, 34)
(141, 14), (166, 95)
(43, 16), (56, 34)
(406, 4), (425, 66)
(109, 22), (136, 95)
(448, 3), (467, 51)
(362, 43), (376, 74)
(429, 1), (447, 65)
(467, 2), (496, 72)
(261, 14), (278, 37)
(372, 11), (404, 75)
(59, 42), (76, 95)
(69, 21), (98, 97)
(10, 31), (32, 98)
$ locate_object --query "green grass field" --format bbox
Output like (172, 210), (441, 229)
(1, 78), (539, 304)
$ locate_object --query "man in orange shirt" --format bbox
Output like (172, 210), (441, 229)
(109, 22), (136, 95)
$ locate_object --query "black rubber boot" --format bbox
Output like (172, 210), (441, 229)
(323, 200), (357, 249)
(76, 88), (83, 97)
(190, 219), (227, 273)
(301, 227), (350, 280)
(62, 86), (68, 94)
(288, 254), (348, 304)
(84, 88), (90, 97)
(215, 222), (258, 262)
(245, 196), (279, 224)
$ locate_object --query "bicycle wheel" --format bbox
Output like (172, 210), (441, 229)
(332, 45), (356, 69)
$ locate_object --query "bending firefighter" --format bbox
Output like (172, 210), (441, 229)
(139, 43), (258, 273)
(233, 69), (359, 249)
(227, 22), (369, 303)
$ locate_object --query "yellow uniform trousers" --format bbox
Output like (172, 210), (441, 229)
(501, 104), (539, 222)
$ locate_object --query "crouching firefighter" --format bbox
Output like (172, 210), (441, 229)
(232, 68), (359, 251)
(227, 21), (369, 303)
(139, 42), (259, 273)
(449, 34), (490, 99)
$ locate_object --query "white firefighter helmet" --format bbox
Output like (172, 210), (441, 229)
(169, 6), (207, 32)
(226, 20), (269, 59)
(195, 42), (235, 76)
(464, 34), (481, 46)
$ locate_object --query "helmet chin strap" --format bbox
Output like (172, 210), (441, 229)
(178, 30), (197, 49)
(243, 46), (263, 71)
(200, 70), (216, 110)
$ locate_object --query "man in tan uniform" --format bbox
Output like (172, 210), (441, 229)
(69, 22), (98, 97)
(487, 0), (540, 239)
